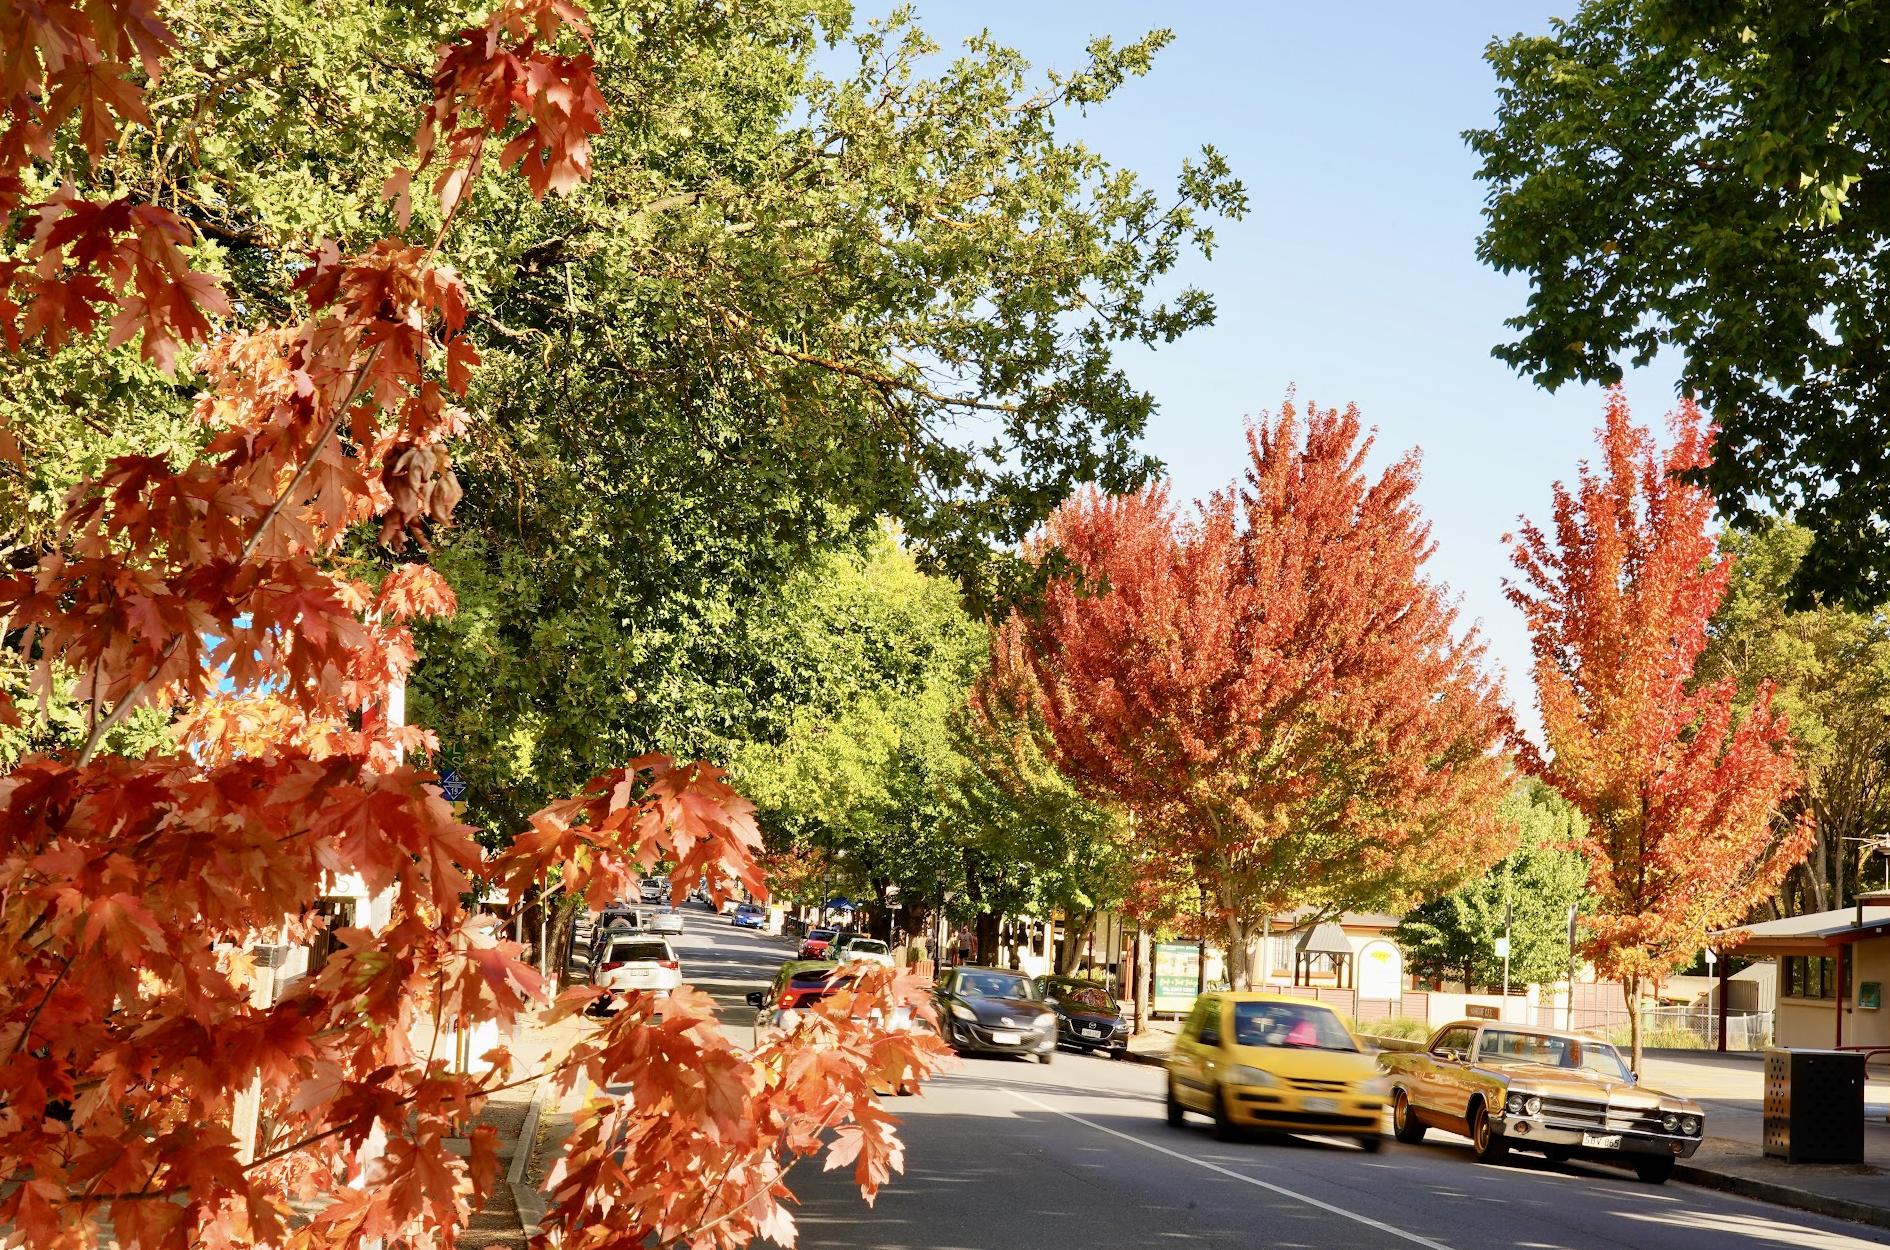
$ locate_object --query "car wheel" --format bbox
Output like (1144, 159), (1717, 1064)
(1633, 1154), (1676, 1185)
(1358, 1133), (1384, 1153)
(1166, 1077), (1186, 1127)
(1212, 1084), (1238, 1141)
(1469, 1101), (1508, 1163)
(1392, 1089), (1427, 1144)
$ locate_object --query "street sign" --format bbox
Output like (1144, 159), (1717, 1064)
(1493, 935), (1511, 959)
(1357, 938), (1403, 1000)
(1153, 942), (1201, 1014)
(439, 770), (468, 802)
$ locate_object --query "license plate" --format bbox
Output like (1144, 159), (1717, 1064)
(990, 1030), (1021, 1045)
(1582, 1132), (1622, 1149)
(1302, 1097), (1337, 1114)
(1080, 1026), (1102, 1038)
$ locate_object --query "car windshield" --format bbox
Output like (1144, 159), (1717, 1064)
(956, 971), (1034, 1000)
(1474, 1029), (1633, 1079)
(1231, 1001), (1357, 1051)
(1047, 983), (1115, 1011)
(809, 929), (835, 941)
(609, 940), (668, 962)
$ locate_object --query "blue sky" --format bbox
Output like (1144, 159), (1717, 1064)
(881, 2), (1687, 728)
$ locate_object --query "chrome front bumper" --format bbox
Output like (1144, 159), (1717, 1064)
(1496, 1112), (1701, 1158)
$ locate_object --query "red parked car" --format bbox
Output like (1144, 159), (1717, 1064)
(799, 927), (838, 960)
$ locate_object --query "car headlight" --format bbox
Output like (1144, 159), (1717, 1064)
(949, 1002), (976, 1021)
(1681, 1114), (1701, 1136)
(1524, 1095), (1541, 1116)
(1661, 1112), (1680, 1133)
(1035, 1013), (1057, 1030)
(1506, 1093), (1526, 1115)
(1227, 1065), (1276, 1087)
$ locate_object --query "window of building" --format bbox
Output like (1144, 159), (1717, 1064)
(1783, 954), (1849, 1001)
(307, 897), (356, 977)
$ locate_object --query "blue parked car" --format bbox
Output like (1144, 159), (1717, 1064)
(732, 902), (767, 929)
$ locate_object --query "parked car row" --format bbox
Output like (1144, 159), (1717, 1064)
(1162, 992), (1704, 1185)
(795, 929), (893, 966)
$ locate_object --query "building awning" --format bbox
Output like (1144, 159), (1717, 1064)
(1712, 905), (1890, 957)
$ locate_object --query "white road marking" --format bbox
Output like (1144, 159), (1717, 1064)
(1007, 1089), (1455, 1250)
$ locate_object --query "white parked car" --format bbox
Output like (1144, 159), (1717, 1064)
(649, 908), (685, 936)
(832, 936), (893, 968)
(589, 935), (681, 1008)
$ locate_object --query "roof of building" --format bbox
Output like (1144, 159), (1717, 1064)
(1713, 905), (1890, 955)
(1275, 908), (1400, 931)
(1297, 922), (1354, 956)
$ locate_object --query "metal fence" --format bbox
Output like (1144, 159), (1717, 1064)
(1529, 1004), (1774, 1051)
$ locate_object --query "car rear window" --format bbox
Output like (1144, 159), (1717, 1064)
(789, 968), (853, 988)
(846, 939), (888, 955)
(607, 940), (669, 962)
(1231, 1001), (1356, 1051)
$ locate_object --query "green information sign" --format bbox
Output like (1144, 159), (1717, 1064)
(1153, 942), (1201, 1014)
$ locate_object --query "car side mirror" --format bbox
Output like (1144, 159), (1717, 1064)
(745, 991), (764, 1007)
(1431, 1048), (1455, 1062)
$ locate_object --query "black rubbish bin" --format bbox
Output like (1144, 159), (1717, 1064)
(1763, 1047), (1865, 1163)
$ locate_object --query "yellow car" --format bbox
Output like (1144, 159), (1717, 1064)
(1165, 992), (1388, 1151)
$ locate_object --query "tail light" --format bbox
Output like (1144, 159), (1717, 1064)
(659, 960), (679, 971)
(599, 961), (624, 972)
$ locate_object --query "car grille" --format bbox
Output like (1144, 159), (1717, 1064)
(1538, 1097), (1666, 1134)
(1286, 1078), (1349, 1093)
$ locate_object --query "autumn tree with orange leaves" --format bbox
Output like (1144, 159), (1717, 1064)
(1508, 392), (1810, 1071)
(0, 5), (946, 1250)
(995, 399), (1511, 988)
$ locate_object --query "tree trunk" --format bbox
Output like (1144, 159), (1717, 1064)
(1626, 975), (1643, 1074)
(973, 912), (1000, 966)
(1058, 909), (1096, 974)
(870, 876), (893, 942)
(537, 905), (549, 979)
(1133, 926), (1151, 1035)
(1223, 913), (1251, 990)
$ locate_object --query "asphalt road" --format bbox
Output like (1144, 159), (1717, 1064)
(664, 907), (1890, 1250)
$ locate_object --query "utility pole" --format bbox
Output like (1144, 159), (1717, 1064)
(1565, 904), (1579, 1031)
(1498, 897), (1513, 1008)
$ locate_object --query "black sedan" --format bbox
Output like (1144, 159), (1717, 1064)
(933, 966), (1057, 1063)
(1035, 976), (1129, 1057)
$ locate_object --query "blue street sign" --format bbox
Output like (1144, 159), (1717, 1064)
(439, 769), (469, 802)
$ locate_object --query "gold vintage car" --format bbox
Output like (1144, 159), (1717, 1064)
(1379, 1020), (1703, 1183)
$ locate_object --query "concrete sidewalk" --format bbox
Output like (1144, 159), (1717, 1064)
(1124, 1018), (1890, 1230)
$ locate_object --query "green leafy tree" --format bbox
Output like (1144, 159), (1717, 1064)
(1470, 1), (1890, 604)
(1396, 782), (1589, 990)
(0, 1), (1245, 842)
(732, 529), (1129, 960)
(1701, 520), (1890, 914)
(729, 530), (988, 934)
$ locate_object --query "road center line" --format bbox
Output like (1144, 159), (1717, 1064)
(1006, 1090), (1455, 1250)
